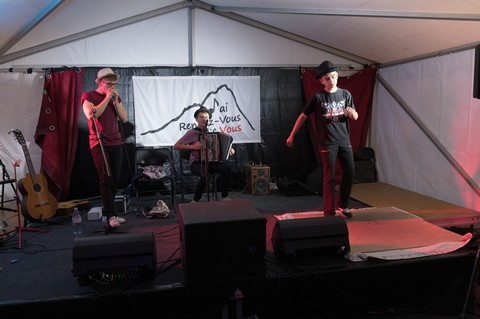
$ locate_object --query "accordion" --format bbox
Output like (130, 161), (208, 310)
(200, 132), (233, 162)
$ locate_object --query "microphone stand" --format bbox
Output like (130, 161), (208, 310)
(202, 128), (211, 201)
(91, 111), (111, 178)
(91, 111), (118, 234)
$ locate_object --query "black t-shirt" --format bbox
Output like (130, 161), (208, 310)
(303, 88), (354, 145)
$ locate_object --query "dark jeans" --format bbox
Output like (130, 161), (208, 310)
(190, 161), (232, 201)
(319, 142), (354, 216)
(91, 144), (123, 218)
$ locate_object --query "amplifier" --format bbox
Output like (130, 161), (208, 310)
(246, 165), (270, 195)
(114, 194), (130, 215)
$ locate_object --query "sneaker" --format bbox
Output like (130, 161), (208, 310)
(115, 216), (126, 224)
(221, 197), (231, 201)
(338, 207), (353, 218)
(190, 200), (198, 204)
(108, 216), (121, 228)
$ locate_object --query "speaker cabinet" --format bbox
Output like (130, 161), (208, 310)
(474, 44), (480, 99)
(114, 194), (130, 215)
(271, 217), (350, 259)
(246, 165), (270, 195)
(72, 232), (156, 284)
(178, 199), (266, 284)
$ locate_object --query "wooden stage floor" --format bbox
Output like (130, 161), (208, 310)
(351, 182), (480, 228)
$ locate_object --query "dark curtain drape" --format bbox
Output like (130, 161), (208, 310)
(35, 68), (84, 201)
(301, 65), (377, 159)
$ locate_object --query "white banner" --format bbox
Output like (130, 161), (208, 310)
(133, 76), (261, 146)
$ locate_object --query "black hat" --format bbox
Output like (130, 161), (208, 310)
(316, 60), (337, 79)
(194, 106), (212, 119)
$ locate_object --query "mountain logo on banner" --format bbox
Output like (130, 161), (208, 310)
(140, 84), (255, 136)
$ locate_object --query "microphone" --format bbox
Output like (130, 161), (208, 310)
(111, 93), (117, 106)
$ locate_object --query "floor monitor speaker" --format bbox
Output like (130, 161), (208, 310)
(72, 232), (157, 285)
(178, 199), (266, 284)
(271, 216), (350, 259)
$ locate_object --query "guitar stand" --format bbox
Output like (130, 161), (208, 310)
(1, 158), (49, 249)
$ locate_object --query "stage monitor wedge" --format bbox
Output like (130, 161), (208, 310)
(72, 232), (157, 285)
(271, 216), (350, 260)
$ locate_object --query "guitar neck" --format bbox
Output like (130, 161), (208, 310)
(21, 144), (37, 184)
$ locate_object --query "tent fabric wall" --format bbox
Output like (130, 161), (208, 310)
(371, 48), (480, 211)
(0, 73), (45, 211)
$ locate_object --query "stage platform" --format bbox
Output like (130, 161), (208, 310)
(0, 185), (479, 319)
(351, 182), (480, 228)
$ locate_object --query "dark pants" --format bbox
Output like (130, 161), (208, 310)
(319, 142), (354, 216)
(91, 144), (123, 219)
(190, 161), (232, 201)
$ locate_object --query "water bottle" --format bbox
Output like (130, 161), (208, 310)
(72, 207), (82, 235)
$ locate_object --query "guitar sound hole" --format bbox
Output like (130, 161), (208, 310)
(34, 184), (42, 192)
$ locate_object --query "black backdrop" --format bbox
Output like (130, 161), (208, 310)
(69, 67), (316, 200)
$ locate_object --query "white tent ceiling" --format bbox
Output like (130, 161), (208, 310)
(1, 0), (480, 69)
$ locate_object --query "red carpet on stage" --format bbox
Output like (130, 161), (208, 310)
(275, 206), (473, 262)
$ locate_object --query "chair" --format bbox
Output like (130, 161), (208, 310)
(353, 147), (377, 183)
(135, 147), (176, 211)
(178, 150), (218, 202)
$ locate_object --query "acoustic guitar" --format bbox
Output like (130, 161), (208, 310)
(11, 129), (58, 222)
(56, 196), (99, 216)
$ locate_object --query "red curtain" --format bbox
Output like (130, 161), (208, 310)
(301, 65), (377, 158)
(35, 69), (85, 201)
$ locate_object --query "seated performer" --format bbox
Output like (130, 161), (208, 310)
(173, 107), (235, 202)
